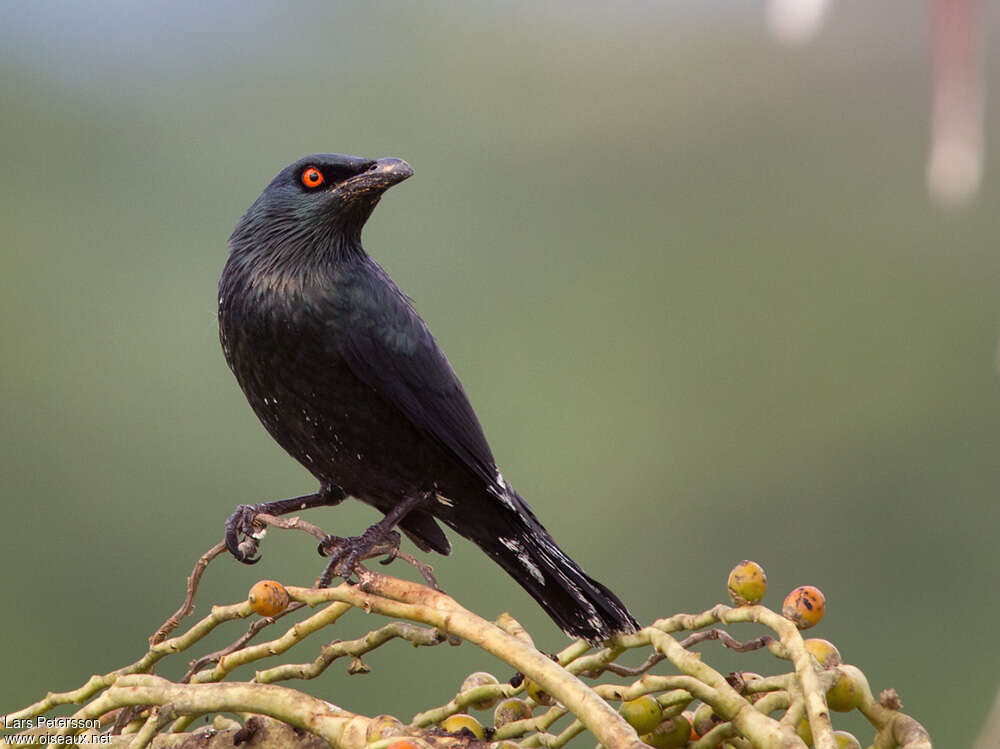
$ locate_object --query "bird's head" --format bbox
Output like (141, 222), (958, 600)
(230, 153), (413, 261)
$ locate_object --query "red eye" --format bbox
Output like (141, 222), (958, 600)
(301, 167), (324, 188)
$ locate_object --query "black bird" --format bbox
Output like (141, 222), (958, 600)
(218, 154), (637, 641)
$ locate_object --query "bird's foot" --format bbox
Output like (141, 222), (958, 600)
(224, 503), (268, 564)
(316, 529), (402, 586)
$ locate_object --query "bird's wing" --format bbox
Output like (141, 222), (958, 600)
(332, 260), (499, 488)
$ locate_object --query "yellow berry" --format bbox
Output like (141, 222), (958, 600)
(693, 703), (721, 737)
(826, 666), (863, 712)
(366, 715), (406, 742)
(833, 730), (862, 749)
(247, 580), (289, 617)
(460, 671), (501, 710)
(619, 695), (662, 735)
(523, 677), (554, 706)
(642, 715), (692, 749)
(727, 560), (767, 605)
(782, 586), (826, 629)
(440, 714), (484, 740)
(493, 698), (533, 728)
(795, 716), (813, 746)
(803, 638), (841, 669)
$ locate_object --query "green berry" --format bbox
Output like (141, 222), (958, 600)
(643, 715), (692, 749)
(833, 730), (862, 749)
(365, 715), (406, 742)
(693, 703), (721, 737)
(441, 714), (484, 740)
(460, 671), (501, 710)
(803, 639), (842, 669)
(826, 666), (863, 712)
(619, 694), (662, 735)
(523, 677), (554, 706)
(493, 698), (533, 728)
(727, 560), (767, 605)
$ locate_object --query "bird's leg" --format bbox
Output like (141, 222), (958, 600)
(225, 487), (346, 564)
(317, 493), (426, 585)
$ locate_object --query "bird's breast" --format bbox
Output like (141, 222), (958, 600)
(217, 261), (449, 499)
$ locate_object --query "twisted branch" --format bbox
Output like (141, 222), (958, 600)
(2, 530), (932, 749)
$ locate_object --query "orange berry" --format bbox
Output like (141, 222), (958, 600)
(782, 586), (826, 629)
(386, 741), (422, 749)
(682, 710), (697, 741)
(247, 580), (289, 617)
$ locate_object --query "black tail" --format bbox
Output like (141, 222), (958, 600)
(449, 487), (638, 642)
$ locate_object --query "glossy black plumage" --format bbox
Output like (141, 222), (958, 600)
(218, 154), (637, 640)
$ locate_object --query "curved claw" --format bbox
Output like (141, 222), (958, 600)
(317, 534), (346, 558)
(316, 530), (402, 587)
(235, 542), (262, 565)
(224, 503), (265, 564)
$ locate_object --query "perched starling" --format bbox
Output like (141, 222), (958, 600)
(219, 154), (637, 641)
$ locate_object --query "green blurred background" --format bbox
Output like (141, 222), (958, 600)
(1, 2), (997, 746)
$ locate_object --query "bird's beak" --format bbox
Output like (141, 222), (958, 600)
(340, 158), (414, 196)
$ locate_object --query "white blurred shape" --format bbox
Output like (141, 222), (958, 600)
(767, 0), (831, 45)
(927, 0), (985, 208)
(973, 686), (1000, 749)
(927, 133), (983, 208)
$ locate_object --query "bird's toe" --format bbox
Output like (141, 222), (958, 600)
(317, 534), (347, 558)
(225, 503), (266, 564)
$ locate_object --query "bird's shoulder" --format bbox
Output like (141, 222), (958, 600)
(317, 258), (500, 487)
(321, 260), (425, 343)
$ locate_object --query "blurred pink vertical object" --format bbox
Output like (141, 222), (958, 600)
(927, 0), (985, 206)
